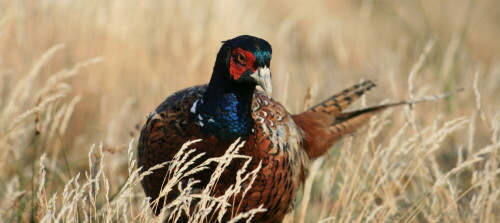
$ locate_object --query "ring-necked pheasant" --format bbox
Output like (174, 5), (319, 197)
(137, 35), (444, 222)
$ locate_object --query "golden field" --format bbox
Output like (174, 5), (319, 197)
(0, 0), (499, 222)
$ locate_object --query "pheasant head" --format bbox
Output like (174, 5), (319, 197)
(191, 35), (273, 141)
(211, 35), (273, 94)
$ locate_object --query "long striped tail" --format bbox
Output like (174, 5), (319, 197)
(293, 80), (462, 159)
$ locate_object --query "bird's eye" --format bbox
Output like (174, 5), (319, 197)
(236, 53), (246, 64)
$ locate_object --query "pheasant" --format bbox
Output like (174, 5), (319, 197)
(137, 35), (438, 222)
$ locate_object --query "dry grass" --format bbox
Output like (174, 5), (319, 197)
(0, 0), (499, 222)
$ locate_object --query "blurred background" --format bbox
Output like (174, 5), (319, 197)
(0, 0), (499, 222)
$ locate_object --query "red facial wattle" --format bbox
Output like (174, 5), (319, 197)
(229, 48), (256, 80)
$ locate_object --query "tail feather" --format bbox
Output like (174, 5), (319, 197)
(334, 87), (465, 124)
(294, 80), (377, 159)
(330, 88), (464, 137)
(308, 80), (376, 116)
(295, 80), (463, 159)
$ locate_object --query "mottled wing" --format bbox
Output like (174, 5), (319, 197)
(137, 85), (207, 213)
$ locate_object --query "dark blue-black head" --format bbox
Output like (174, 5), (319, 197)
(214, 35), (273, 94)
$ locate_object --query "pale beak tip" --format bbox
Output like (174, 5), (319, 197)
(257, 85), (272, 95)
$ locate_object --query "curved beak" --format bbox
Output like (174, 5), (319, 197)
(249, 66), (272, 95)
